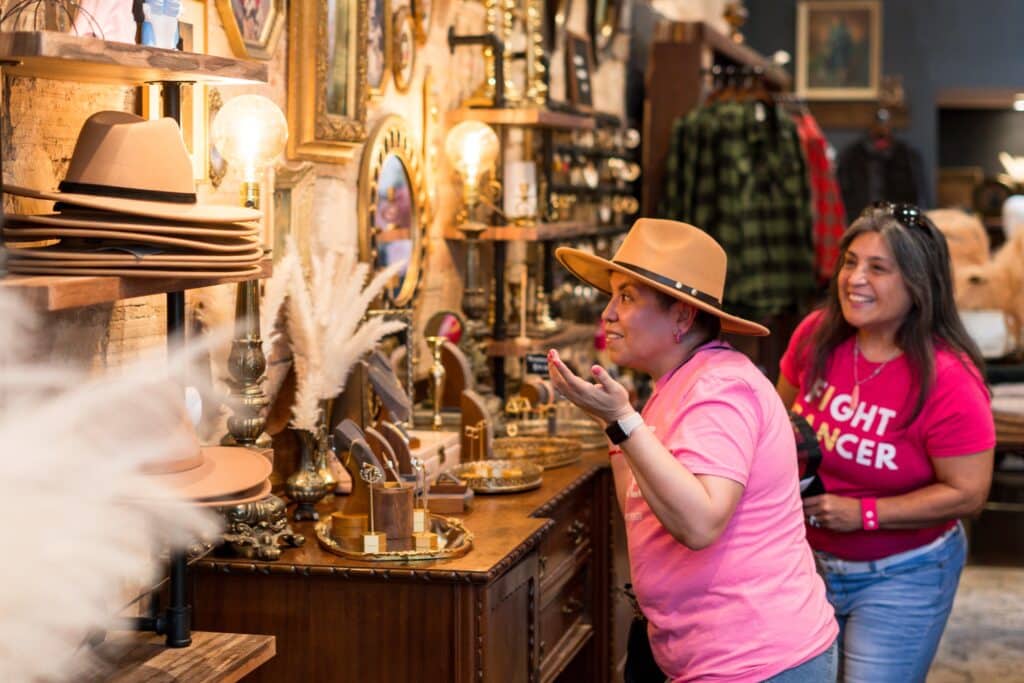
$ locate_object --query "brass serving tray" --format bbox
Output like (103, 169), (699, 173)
(509, 418), (606, 450)
(492, 436), (582, 470)
(451, 459), (543, 494)
(315, 514), (473, 562)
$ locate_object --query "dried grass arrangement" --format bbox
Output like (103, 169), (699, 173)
(275, 237), (407, 431)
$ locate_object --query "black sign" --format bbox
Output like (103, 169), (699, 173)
(525, 353), (550, 377)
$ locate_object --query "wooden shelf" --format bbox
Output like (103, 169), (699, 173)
(486, 322), (595, 357)
(654, 21), (791, 91)
(85, 631), (275, 683)
(0, 31), (267, 85)
(446, 107), (596, 130)
(0, 257), (272, 311)
(807, 100), (909, 130)
(443, 221), (628, 241)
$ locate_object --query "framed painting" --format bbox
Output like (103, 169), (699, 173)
(287, 0), (368, 163)
(367, 0), (391, 96)
(215, 0), (286, 60)
(796, 0), (881, 100)
(564, 31), (593, 112)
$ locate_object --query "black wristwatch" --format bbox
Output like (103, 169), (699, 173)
(605, 412), (644, 445)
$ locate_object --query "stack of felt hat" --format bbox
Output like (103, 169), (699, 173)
(992, 384), (1024, 446)
(2, 111), (263, 279)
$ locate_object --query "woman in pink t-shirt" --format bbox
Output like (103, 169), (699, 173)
(778, 203), (995, 682)
(549, 219), (838, 683)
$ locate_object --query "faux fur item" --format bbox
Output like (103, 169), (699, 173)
(927, 208), (990, 275)
(0, 288), (221, 681)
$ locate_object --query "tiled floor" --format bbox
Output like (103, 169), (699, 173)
(928, 566), (1024, 682)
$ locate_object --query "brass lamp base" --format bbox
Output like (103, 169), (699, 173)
(218, 494), (306, 561)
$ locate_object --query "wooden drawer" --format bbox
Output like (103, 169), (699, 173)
(537, 482), (594, 592)
(539, 563), (594, 682)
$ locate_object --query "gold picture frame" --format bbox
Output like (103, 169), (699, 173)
(411, 0), (431, 44)
(367, 0), (391, 97)
(215, 0), (286, 60)
(287, 0), (369, 163)
(391, 5), (416, 94)
(796, 0), (881, 100)
(357, 116), (427, 309)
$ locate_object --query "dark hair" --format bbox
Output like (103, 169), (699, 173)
(652, 288), (723, 341)
(803, 206), (986, 423)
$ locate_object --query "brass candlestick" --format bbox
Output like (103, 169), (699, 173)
(426, 335), (447, 430)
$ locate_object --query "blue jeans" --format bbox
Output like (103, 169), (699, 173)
(816, 523), (967, 683)
(762, 638), (838, 682)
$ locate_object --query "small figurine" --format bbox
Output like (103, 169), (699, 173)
(140, 0), (181, 50)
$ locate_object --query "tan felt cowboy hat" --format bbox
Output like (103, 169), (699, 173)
(2, 231), (263, 254)
(555, 218), (769, 336)
(139, 404), (274, 508)
(4, 212), (260, 236)
(6, 263), (264, 279)
(2, 111), (261, 225)
(6, 246), (265, 263)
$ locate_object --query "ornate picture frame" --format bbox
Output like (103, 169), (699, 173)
(287, 0), (369, 163)
(796, 0), (881, 100)
(367, 0), (391, 97)
(391, 5), (416, 94)
(357, 116), (427, 309)
(215, 0), (286, 60)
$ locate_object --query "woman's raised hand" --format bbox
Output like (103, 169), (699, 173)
(547, 349), (633, 425)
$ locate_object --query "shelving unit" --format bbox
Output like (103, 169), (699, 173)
(0, 31), (270, 307)
(446, 107), (595, 130)
(0, 258), (273, 311)
(442, 221), (627, 242)
(0, 31), (267, 85)
(486, 322), (595, 357)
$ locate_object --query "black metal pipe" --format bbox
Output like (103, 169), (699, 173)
(163, 550), (192, 647)
(447, 26), (505, 108)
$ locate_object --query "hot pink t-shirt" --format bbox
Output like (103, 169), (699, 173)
(622, 343), (837, 682)
(780, 311), (995, 560)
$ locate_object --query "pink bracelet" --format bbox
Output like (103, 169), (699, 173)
(861, 498), (879, 531)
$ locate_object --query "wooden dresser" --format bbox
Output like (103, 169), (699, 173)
(192, 453), (628, 682)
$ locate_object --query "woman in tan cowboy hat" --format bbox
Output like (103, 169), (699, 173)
(548, 218), (838, 683)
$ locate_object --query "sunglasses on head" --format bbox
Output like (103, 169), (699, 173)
(866, 201), (934, 234)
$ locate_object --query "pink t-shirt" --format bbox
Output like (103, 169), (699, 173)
(780, 311), (995, 560)
(622, 343), (837, 682)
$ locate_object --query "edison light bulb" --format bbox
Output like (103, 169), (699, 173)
(444, 121), (499, 187)
(211, 94), (288, 183)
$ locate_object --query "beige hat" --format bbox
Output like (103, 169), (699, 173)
(555, 218), (769, 336)
(4, 212), (259, 236)
(139, 397), (274, 507)
(6, 246), (265, 264)
(2, 111), (261, 225)
(6, 263), (264, 279)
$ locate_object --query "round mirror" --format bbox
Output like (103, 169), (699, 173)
(589, 0), (622, 61)
(424, 309), (465, 345)
(358, 116), (426, 308)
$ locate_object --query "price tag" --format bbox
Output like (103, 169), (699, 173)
(524, 353), (550, 377)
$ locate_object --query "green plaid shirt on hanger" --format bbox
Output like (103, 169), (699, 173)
(662, 100), (816, 320)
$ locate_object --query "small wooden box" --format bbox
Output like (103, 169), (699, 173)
(414, 531), (439, 551)
(362, 532), (387, 554)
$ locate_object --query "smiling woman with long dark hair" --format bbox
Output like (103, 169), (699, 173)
(778, 203), (995, 682)
(549, 218), (838, 683)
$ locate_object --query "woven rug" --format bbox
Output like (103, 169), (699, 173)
(928, 566), (1024, 682)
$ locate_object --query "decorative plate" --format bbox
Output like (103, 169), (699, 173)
(451, 459), (543, 494)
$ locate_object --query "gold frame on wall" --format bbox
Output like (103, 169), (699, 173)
(215, 0), (286, 60)
(287, 0), (368, 163)
(357, 116), (428, 309)
(466, 0), (547, 108)
(391, 5), (416, 94)
(367, 0), (391, 97)
(796, 0), (881, 101)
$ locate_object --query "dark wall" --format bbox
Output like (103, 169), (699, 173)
(745, 0), (1024, 208)
(939, 109), (1024, 177)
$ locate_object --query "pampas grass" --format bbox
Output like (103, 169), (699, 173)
(279, 237), (407, 432)
(0, 287), (223, 682)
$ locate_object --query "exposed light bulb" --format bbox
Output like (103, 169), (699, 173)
(211, 94), (288, 182)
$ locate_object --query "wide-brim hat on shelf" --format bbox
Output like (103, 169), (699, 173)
(140, 409), (274, 508)
(1, 111), (261, 225)
(555, 218), (769, 336)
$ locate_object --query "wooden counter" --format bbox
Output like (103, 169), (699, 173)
(192, 452), (627, 682)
